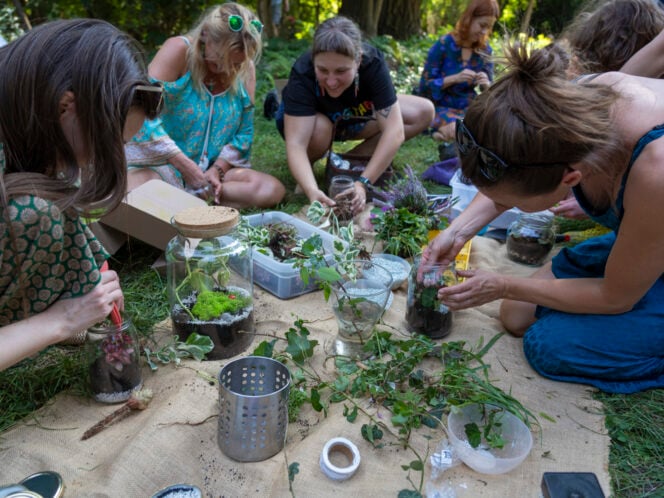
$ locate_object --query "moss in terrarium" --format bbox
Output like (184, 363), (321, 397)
(191, 290), (252, 320)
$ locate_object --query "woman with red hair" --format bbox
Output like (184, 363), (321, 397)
(418, 0), (499, 144)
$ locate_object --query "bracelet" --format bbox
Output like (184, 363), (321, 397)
(356, 176), (372, 188)
(214, 163), (225, 182)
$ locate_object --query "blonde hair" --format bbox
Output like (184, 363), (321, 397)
(186, 3), (262, 94)
(461, 43), (628, 199)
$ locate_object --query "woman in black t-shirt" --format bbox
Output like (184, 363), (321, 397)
(276, 16), (434, 214)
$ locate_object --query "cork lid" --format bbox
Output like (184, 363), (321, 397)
(172, 206), (240, 238)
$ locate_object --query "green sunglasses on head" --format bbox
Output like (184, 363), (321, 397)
(228, 14), (263, 34)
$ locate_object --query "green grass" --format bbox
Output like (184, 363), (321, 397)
(0, 37), (661, 498)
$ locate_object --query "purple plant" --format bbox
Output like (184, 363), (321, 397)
(372, 166), (429, 215)
(101, 332), (135, 371)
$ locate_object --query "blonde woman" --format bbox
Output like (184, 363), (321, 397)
(126, 2), (285, 208)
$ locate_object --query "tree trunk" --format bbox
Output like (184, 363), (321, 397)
(520, 0), (536, 35)
(13, 0), (31, 31)
(378, 0), (421, 39)
(339, 0), (384, 38)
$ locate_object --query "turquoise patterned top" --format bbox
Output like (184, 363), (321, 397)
(128, 71), (254, 171)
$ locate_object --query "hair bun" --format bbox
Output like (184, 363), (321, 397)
(506, 42), (569, 83)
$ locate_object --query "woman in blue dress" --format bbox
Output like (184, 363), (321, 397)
(126, 3), (285, 209)
(418, 0), (499, 143)
(421, 44), (664, 394)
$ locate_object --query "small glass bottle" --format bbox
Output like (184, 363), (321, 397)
(406, 257), (457, 339)
(506, 212), (556, 266)
(328, 175), (355, 221)
(86, 319), (142, 403)
(166, 206), (254, 360)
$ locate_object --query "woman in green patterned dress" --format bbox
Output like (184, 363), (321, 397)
(0, 19), (162, 370)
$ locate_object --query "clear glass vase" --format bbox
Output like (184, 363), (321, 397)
(86, 319), (142, 403)
(331, 259), (393, 358)
(506, 212), (555, 266)
(406, 257), (457, 339)
(166, 206), (254, 360)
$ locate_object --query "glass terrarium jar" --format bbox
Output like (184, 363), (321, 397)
(86, 319), (142, 403)
(406, 257), (457, 339)
(328, 175), (355, 221)
(166, 206), (254, 360)
(506, 212), (555, 266)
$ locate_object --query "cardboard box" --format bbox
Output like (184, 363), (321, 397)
(450, 170), (521, 229)
(99, 180), (206, 252)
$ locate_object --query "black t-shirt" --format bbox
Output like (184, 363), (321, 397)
(282, 43), (397, 123)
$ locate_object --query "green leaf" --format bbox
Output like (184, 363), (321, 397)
(316, 266), (341, 282)
(409, 460), (424, 471)
(344, 405), (358, 422)
(397, 490), (423, 498)
(288, 462), (300, 482)
(181, 333), (214, 361)
(361, 423), (383, 445)
(252, 339), (276, 358)
(285, 325), (318, 364)
(310, 388), (323, 412)
(465, 422), (482, 448)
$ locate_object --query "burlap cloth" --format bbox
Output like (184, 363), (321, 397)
(0, 223), (610, 497)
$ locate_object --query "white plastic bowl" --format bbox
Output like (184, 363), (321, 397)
(447, 403), (532, 475)
(371, 254), (411, 290)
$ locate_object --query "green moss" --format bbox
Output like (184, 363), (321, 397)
(191, 290), (251, 321)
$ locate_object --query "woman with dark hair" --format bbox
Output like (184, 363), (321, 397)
(421, 44), (664, 393)
(277, 16), (434, 215)
(0, 19), (162, 370)
(418, 0), (499, 143)
(126, 2), (286, 208)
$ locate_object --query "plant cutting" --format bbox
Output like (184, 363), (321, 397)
(370, 166), (456, 259)
(251, 319), (538, 497)
(167, 206), (254, 360)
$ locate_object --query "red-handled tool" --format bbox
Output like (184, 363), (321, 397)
(100, 261), (123, 328)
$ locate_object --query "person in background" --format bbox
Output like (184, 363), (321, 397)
(276, 16), (434, 215)
(421, 44), (664, 393)
(550, 0), (664, 219)
(270, 0), (289, 37)
(621, 27), (664, 77)
(126, 2), (286, 209)
(0, 19), (161, 370)
(565, 0), (664, 75)
(418, 0), (499, 148)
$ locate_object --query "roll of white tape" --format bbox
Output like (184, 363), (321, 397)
(319, 437), (361, 481)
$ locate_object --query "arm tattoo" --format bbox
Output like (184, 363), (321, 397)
(377, 105), (392, 119)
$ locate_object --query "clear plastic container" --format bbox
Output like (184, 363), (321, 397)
(86, 319), (142, 403)
(506, 212), (555, 266)
(166, 206), (254, 360)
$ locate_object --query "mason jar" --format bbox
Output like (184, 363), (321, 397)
(86, 319), (142, 403)
(506, 212), (556, 266)
(166, 206), (254, 360)
(406, 257), (457, 339)
(328, 175), (355, 221)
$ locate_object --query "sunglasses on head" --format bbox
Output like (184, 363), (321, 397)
(455, 118), (566, 182)
(228, 14), (263, 34)
(134, 83), (164, 118)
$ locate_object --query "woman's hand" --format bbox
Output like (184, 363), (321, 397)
(474, 71), (490, 90)
(308, 187), (335, 208)
(205, 161), (229, 202)
(454, 69), (478, 85)
(418, 229), (465, 279)
(549, 196), (588, 219)
(53, 270), (125, 336)
(437, 269), (506, 310)
(349, 183), (367, 215)
(171, 153), (208, 189)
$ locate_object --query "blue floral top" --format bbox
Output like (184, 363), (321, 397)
(128, 71), (254, 173)
(418, 34), (493, 127)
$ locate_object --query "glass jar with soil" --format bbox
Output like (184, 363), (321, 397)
(166, 206), (254, 360)
(328, 175), (355, 221)
(506, 212), (555, 266)
(86, 319), (143, 403)
(406, 258), (457, 339)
